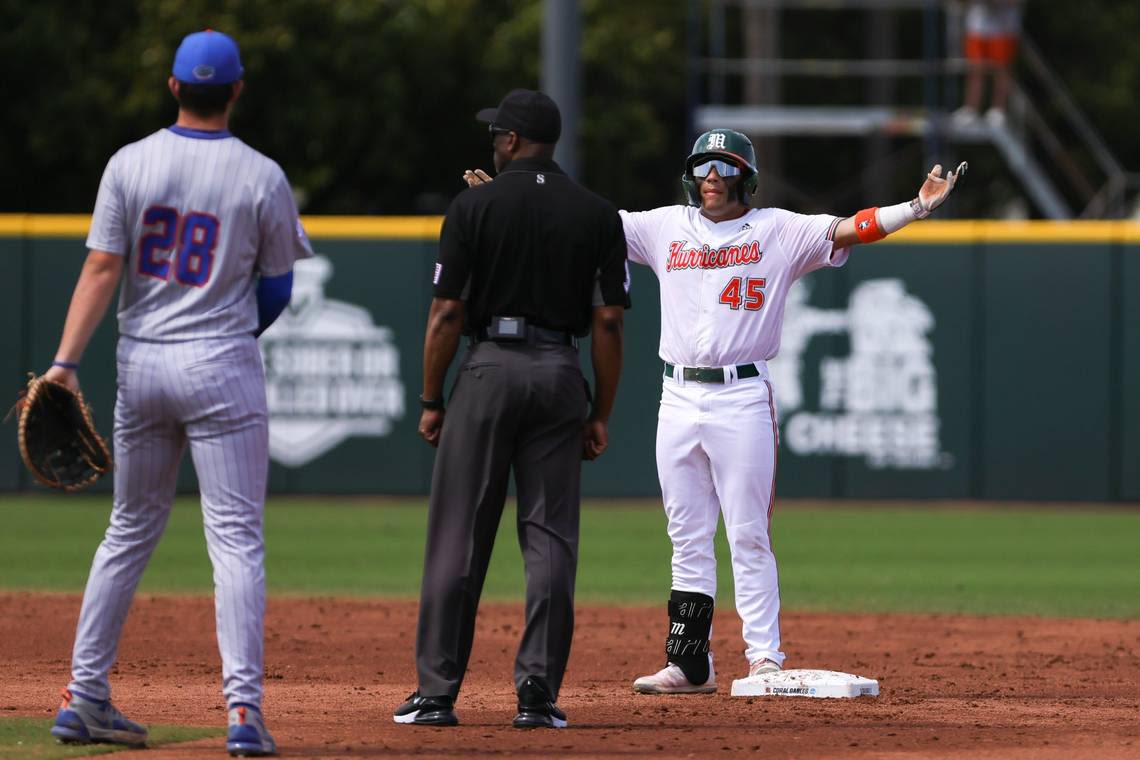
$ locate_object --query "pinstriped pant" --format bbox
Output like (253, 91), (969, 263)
(69, 335), (269, 708)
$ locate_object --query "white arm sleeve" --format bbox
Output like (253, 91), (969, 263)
(877, 200), (923, 234)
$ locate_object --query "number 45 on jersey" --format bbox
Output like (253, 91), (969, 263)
(719, 276), (766, 311)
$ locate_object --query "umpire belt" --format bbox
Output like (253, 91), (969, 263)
(472, 326), (578, 348)
(664, 361), (764, 384)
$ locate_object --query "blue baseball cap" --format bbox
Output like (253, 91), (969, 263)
(172, 30), (243, 85)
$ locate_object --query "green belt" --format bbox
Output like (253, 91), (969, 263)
(663, 362), (760, 383)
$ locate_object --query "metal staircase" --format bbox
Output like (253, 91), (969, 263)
(690, 0), (1139, 219)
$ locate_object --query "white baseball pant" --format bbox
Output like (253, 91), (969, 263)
(655, 362), (785, 667)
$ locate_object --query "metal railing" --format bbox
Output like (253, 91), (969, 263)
(693, 0), (1138, 219)
(1016, 37), (1140, 218)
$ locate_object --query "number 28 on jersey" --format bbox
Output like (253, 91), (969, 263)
(138, 206), (219, 287)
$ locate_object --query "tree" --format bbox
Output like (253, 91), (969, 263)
(1, 1), (1135, 217)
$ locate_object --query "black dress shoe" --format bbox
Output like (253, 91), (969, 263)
(393, 691), (458, 726)
(512, 676), (567, 729)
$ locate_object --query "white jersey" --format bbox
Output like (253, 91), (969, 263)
(87, 126), (313, 341)
(965, 1), (1021, 37)
(619, 205), (849, 366)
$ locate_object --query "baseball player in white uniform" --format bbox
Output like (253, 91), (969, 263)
(45, 31), (311, 755)
(622, 129), (964, 693)
(462, 129), (964, 693)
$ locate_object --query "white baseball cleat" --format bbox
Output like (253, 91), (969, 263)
(633, 655), (716, 694)
(748, 658), (781, 677)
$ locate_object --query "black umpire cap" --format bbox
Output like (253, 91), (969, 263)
(476, 89), (561, 144)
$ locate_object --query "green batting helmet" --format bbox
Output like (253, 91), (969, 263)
(681, 128), (759, 206)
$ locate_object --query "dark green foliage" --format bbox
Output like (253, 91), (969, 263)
(0, 0), (685, 214)
(0, 1), (1135, 215)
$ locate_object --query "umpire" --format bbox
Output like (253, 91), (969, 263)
(394, 89), (629, 729)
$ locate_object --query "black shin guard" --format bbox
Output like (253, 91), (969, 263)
(665, 590), (714, 685)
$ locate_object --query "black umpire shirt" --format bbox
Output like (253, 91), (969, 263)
(433, 157), (630, 334)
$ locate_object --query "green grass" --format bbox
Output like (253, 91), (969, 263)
(1, 496), (1137, 618)
(0, 717), (218, 758)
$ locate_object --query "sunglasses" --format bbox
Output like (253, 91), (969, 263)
(489, 124), (513, 140)
(691, 159), (743, 179)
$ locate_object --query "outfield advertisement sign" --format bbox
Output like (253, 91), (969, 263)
(770, 279), (951, 471)
(260, 255), (406, 467)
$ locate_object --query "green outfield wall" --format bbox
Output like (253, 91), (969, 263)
(1, 216), (1137, 501)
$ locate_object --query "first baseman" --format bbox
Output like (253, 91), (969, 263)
(464, 130), (963, 693)
(45, 30), (311, 755)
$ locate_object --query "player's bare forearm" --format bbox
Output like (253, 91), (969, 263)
(830, 216), (862, 249)
(53, 250), (125, 365)
(588, 306), (624, 424)
(421, 297), (465, 401)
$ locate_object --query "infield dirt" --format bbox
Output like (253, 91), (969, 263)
(1, 594), (1136, 759)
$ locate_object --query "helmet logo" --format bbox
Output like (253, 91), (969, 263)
(707, 133), (727, 149)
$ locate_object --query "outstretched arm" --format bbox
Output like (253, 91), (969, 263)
(832, 162), (967, 248)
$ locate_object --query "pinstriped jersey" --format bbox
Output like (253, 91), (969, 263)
(87, 126), (313, 341)
(619, 206), (849, 367)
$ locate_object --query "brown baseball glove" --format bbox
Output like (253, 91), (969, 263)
(14, 375), (112, 491)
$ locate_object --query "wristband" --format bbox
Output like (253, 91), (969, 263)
(419, 395), (444, 411)
(52, 360), (80, 370)
(853, 207), (886, 244)
(877, 199), (924, 234)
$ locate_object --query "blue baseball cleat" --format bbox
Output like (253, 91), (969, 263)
(50, 688), (148, 746)
(227, 703), (277, 757)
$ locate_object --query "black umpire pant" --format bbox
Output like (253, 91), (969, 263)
(415, 340), (587, 701)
